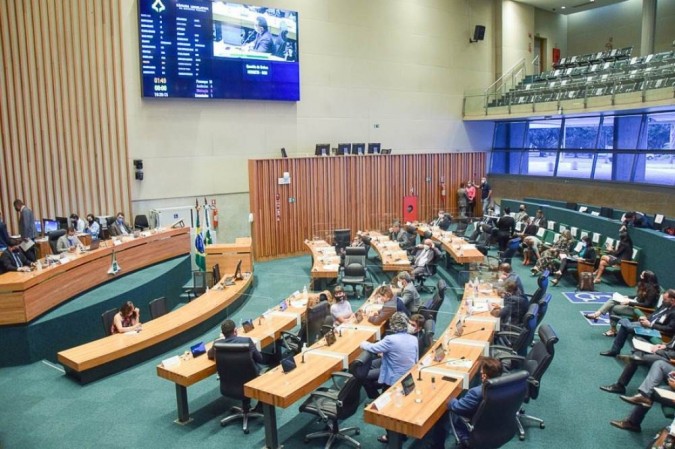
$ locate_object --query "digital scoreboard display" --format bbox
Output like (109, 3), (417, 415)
(138, 0), (300, 101)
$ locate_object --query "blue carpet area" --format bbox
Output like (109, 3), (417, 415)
(0, 252), (668, 448)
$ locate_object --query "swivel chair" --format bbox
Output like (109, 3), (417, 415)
(490, 303), (539, 357)
(418, 279), (447, 321)
(134, 214), (149, 231)
(299, 372), (361, 449)
(47, 229), (67, 254)
(214, 342), (263, 434)
(341, 247), (367, 298)
(148, 297), (168, 320)
(101, 308), (118, 336)
(450, 370), (530, 448)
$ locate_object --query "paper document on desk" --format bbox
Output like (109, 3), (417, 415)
(290, 299), (308, 308)
(322, 264), (340, 271)
(632, 338), (658, 353)
(470, 303), (490, 313)
(654, 387), (675, 403)
(20, 240), (35, 252)
(446, 358), (473, 369)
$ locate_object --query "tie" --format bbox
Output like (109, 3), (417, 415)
(13, 252), (22, 268)
(650, 307), (668, 324)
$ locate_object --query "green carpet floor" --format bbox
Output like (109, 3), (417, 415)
(0, 252), (667, 448)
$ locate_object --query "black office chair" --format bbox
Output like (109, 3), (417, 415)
(490, 303), (539, 357)
(214, 342), (263, 434)
(348, 350), (379, 399)
(418, 279), (447, 321)
(420, 319), (435, 355)
(47, 229), (66, 254)
(526, 272), (550, 305)
(341, 247), (367, 298)
(184, 271), (210, 301)
(148, 297), (168, 320)
(496, 324), (559, 440)
(134, 214), (149, 231)
(212, 263), (222, 285)
(306, 301), (331, 346)
(101, 308), (118, 336)
(450, 370), (530, 449)
(299, 372), (361, 449)
(333, 229), (351, 255)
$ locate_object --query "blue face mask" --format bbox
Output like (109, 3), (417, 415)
(117, 218), (124, 224)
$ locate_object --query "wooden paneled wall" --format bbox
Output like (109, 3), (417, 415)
(0, 0), (130, 234)
(249, 153), (487, 260)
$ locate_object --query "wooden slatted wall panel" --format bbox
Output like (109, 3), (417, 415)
(0, 0), (130, 233)
(249, 153), (486, 260)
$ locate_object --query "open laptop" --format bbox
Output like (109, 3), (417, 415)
(223, 259), (243, 286)
(81, 239), (101, 252)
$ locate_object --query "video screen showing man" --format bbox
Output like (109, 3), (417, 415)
(212, 2), (298, 62)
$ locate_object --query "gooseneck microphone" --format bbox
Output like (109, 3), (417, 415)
(418, 356), (466, 381)
(301, 342), (327, 363)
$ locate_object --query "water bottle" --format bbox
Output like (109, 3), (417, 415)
(301, 343), (308, 353)
(303, 285), (308, 299)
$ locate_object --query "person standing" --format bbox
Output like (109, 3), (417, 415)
(457, 182), (468, 218)
(480, 177), (492, 216)
(465, 182), (476, 218)
(12, 199), (37, 262)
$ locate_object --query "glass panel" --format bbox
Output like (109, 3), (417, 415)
(644, 153), (675, 186)
(526, 120), (561, 150)
(646, 112), (675, 150)
(489, 151), (507, 174)
(524, 149), (556, 176)
(509, 122), (528, 149)
(556, 151), (594, 179)
(493, 123), (509, 149)
(614, 115), (643, 150)
(593, 153), (613, 180)
(562, 117), (600, 150)
(598, 117), (615, 150)
(613, 153), (637, 182)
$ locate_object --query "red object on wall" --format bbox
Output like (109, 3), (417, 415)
(403, 196), (418, 223)
(552, 48), (561, 65)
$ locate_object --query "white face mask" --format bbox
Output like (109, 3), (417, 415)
(424, 245), (431, 250)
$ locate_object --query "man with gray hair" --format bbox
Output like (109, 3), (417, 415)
(397, 271), (420, 314)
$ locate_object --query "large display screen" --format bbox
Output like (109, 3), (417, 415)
(138, 0), (299, 101)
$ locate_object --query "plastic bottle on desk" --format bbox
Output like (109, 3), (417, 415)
(301, 342), (308, 353)
(303, 285), (308, 300)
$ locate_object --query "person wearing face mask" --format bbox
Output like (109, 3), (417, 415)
(0, 242), (32, 274)
(514, 204), (528, 224)
(84, 214), (100, 240)
(110, 212), (131, 237)
(411, 239), (441, 279)
(69, 214), (86, 233)
(429, 210), (451, 231)
(330, 285), (354, 324)
(465, 181), (477, 218)
(397, 271), (420, 314)
(479, 177), (492, 216)
(56, 227), (82, 254)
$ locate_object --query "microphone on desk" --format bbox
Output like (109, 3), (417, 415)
(417, 356), (466, 381)
(301, 342), (327, 364)
(444, 327), (487, 350)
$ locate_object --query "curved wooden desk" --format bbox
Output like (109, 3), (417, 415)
(58, 273), (253, 383)
(417, 225), (485, 266)
(364, 284), (499, 448)
(305, 239), (340, 290)
(0, 228), (190, 325)
(368, 231), (412, 273)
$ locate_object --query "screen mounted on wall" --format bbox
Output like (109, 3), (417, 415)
(138, 0), (299, 101)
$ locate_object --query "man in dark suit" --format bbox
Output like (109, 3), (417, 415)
(208, 319), (265, 412)
(396, 271), (420, 314)
(449, 357), (503, 448)
(12, 199), (37, 261)
(601, 289), (675, 357)
(429, 210), (452, 231)
(109, 212), (131, 237)
(0, 243), (31, 274)
(495, 207), (516, 252)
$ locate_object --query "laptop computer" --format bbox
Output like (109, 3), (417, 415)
(81, 239), (101, 252)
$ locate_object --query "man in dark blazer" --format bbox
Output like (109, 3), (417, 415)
(0, 244), (31, 274)
(12, 199), (37, 261)
(449, 357), (503, 447)
(207, 319), (265, 411)
(495, 207), (516, 252)
(109, 212), (132, 237)
(601, 289), (675, 357)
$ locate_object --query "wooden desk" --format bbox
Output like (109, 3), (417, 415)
(57, 274), (253, 383)
(205, 237), (253, 275)
(155, 293), (313, 424)
(417, 225), (484, 266)
(0, 228), (190, 325)
(244, 293), (385, 449)
(364, 286), (499, 448)
(305, 239), (340, 290)
(368, 231), (412, 273)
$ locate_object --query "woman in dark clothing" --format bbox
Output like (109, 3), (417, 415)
(594, 232), (634, 284)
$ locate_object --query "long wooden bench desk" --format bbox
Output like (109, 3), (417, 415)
(305, 239), (340, 290)
(364, 284), (499, 449)
(368, 231), (412, 273)
(57, 273), (253, 384)
(244, 291), (387, 449)
(417, 225), (485, 267)
(0, 227), (190, 325)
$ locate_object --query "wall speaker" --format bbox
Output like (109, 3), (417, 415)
(470, 25), (486, 43)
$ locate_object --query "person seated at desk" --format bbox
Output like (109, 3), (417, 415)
(531, 230), (575, 276)
(111, 301), (142, 334)
(467, 208), (497, 244)
(490, 279), (529, 328)
(622, 211), (653, 229)
(514, 204), (528, 224)
(0, 243), (32, 274)
(532, 208), (548, 229)
(110, 212), (131, 237)
(368, 285), (408, 325)
(360, 312), (419, 444)
(594, 231), (634, 284)
(388, 222), (407, 247)
(600, 289), (675, 357)
(69, 214), (86, 233)
(552, 235), (597, 286)
(207, 319), (265, 413)
(429, 210), (452, 231)
(0, 211), (14, 251)
(609, 359), (675, 433)
(330, 286), (354, 324)
(56, 227), (82, 254)
(498, 263), (524, 296)
(396, 271), (420, 314)
(585, 272), (661, 336)
(410, 239), (441, 279)
(85, 214), (100, 239)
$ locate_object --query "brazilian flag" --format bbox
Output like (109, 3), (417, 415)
(194, 210), (206, 271)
